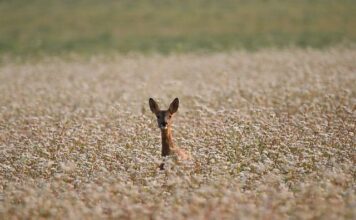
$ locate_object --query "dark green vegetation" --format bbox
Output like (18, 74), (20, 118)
(1, 0), (355, 56)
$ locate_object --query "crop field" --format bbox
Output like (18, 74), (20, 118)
(1, 0), (356, 56)
(0, 48), (355, 219)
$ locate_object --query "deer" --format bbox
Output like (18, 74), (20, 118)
(149, 97), (191, 170)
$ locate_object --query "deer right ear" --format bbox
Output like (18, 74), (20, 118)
(149, 98), (160, 114)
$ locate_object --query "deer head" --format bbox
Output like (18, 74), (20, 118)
(149, 98), (179, 130)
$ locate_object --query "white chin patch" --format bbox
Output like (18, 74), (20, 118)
(160, 126), (168, 130)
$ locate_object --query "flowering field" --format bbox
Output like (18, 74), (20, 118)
(0, 49), (355, 219)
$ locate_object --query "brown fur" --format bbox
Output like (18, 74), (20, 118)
(149, 98), (191, 170)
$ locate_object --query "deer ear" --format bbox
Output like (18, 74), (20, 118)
(149, 98), (160, 113)
(169, 98), (179, 114)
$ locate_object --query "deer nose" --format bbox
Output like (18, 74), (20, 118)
(161, 122), (167, 126)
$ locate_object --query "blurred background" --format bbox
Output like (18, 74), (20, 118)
(0, 0), (355, 57)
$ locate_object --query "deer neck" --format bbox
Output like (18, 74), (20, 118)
(161, 127), (175, 157)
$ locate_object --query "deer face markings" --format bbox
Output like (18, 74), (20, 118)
(156, 111), (172, 130)
(149, 98), (179, 130)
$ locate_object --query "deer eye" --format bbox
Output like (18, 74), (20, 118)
(169, 115), (172, 119)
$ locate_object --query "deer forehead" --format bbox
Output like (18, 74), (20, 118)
(157, 111), (172, 120)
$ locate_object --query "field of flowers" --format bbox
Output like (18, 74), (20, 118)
(0, 49), (355, 219)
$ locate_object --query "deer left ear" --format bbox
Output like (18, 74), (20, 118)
(169, 98), (179, 114)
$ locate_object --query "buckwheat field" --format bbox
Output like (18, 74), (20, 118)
(0, 49), (355, 219)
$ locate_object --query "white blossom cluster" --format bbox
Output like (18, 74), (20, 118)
(0, 49), (355, 219)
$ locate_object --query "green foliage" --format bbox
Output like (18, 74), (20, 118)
(0, 0), (355, 55)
